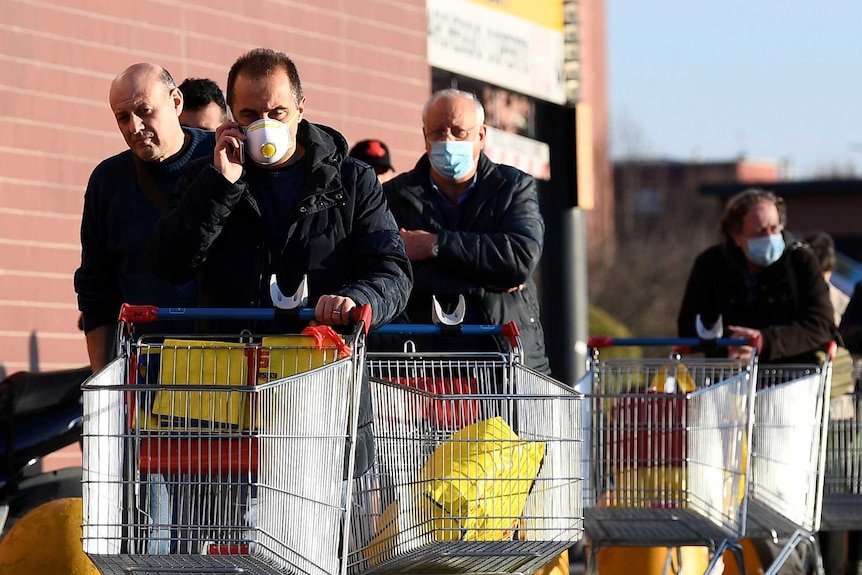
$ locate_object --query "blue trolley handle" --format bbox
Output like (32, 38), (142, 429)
(373, 321), (522, 349)
(117, 303), (374, 335)
(587, 335), (762, 356)
(587, 336), (752, 348)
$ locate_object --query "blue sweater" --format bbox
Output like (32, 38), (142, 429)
(75, 128), (215, 334)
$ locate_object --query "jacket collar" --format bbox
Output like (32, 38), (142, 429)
(294, 120), (347, 197)
(400, 152), (506, 230)
(240, 121), (349, 225)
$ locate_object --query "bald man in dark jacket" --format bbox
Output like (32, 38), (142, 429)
(384, 89), (549, 374)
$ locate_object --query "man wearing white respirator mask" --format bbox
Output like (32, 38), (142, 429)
(677, 188), (834, 365)
(148, 48), (412, 480)
(383, 89), (550, 375)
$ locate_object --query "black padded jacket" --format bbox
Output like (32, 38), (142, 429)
(383, 153), (550, 374)
(677, 237), (834, 363)
(148, 120), (412, 477)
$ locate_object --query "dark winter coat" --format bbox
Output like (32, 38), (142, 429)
(75, 127), (215, 336)
(839, 281), (862, 355)
(148, 120), (412, 477)
(677, 236), (835, 363)
(383, 153), (550, 374)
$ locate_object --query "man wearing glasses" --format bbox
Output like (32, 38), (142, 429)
(382, 89), (550, 374)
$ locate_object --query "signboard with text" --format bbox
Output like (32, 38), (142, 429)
(428, 0), (566, 105)
(484, 127), (551, 181)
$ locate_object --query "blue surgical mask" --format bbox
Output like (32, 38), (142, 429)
(429, 141), (475, 180)
(746, 234), (785, 267)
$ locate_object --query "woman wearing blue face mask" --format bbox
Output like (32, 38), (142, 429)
(677, 188), (834, 365)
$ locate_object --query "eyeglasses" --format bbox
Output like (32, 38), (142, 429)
(425, 125), (476, 142)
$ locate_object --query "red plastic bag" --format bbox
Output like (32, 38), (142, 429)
(390, 377), (479, 429)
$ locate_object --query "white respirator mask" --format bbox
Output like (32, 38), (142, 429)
(242, 114), (297, 165)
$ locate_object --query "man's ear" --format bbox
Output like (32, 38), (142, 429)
(422, 127), (433, 153)
(171, 87), (184, 117)
(297, 96), (306, 119)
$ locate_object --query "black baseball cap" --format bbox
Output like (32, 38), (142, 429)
(349, 139), (393, 172)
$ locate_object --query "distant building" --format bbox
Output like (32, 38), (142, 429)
(613, 157), (781, 239)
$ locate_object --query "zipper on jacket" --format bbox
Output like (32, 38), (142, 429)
(242, 190), (267, 312)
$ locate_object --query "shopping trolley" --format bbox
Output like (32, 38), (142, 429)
(82, 303), (371, 575)
(820, 361), (862, 539)
(578, 337), (757, 575)
(741, 352), (833, 575)
(347, 322), (584, 575)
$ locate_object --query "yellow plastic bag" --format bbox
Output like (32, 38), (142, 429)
(648, 363), (696, 393)
(420, 416), (545, 541)
(257, 329), (346, 384)
(611, 466), (686, 508)
(150, 339), (248, 430)
(363, 417), (545, 563)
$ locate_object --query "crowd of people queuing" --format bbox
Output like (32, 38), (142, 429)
(72, 46), (862, 575)
(75, 49), (553, 377)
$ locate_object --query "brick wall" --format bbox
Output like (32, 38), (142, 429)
(0, 0), (430, 373)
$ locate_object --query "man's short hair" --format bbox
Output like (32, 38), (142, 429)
(178, 77), (227, 113)
(720, 188), (787, 239)
(805, 231), (837, 273)
(226, 48), (303, 108)
(422, 88), (485, 126)
(115, 64), (175, 95)
(158, 67), (177, 92)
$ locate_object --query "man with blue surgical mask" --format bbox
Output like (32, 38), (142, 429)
(677, 188), (834, 365)
(382, 89), (550, 374)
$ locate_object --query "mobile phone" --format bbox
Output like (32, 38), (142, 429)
(226, 108), (244, 164)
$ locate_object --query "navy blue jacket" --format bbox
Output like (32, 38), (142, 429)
(383, 153), (550, 374)
(75, 128), (215, 334)
(840, 282), (862, 355)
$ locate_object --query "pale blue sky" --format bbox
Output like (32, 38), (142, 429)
(607, 0), (862, 179)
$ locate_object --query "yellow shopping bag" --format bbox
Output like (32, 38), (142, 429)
(365, 416), (545, 563)
(150, 339), (249, 430)
(257, 327), (348, 383)
(420, 416), (545, 541)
